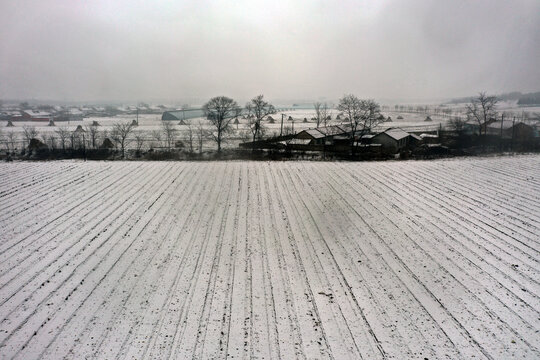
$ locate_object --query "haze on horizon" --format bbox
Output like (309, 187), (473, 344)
(1, 0), (539, 104)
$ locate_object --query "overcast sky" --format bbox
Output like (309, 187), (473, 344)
(1, 0), (539, 103)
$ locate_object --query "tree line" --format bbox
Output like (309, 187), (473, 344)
(3, 91), (530, 159)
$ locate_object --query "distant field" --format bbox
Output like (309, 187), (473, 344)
(0, 156), (539, 359)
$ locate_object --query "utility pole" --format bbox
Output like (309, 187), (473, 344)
(280, 113), (284, 137)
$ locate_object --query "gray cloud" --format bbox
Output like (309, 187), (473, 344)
(1, 0), (539, 103)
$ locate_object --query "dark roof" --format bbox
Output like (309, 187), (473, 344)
(486, 121), (531, 130)
(316, 125), (348, 135)
(162, 109), (205, 120)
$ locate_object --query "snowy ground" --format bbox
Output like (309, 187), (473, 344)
(0, 156), (539, 359)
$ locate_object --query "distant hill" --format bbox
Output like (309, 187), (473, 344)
(448, 91), (540, 105)
(516, 92), (540, 105)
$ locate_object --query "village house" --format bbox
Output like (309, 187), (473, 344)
(294, 124), (352, 146)
(369, 128), (411, 153)
(20, 110), (52, 122)
(294, 128), (327, 145)
(485, 121), (534, 140)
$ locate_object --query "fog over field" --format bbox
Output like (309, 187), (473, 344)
(1, 0), (540, 103)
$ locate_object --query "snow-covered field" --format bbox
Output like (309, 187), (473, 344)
(0, 156), (539, 359)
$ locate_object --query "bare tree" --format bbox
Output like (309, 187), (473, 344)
(55, 126), (70, 151)
(133, 131), (146, 153)
(22, 125), (39, 148)
(337, 95), (383, 153)
(314, 102), (323, 127)
(466, 92), (498, 136)
(161, 121), (178, 151)
(6, 130), (19, 151)
(151, 130), (162, 149)
(245, 95), (275, 148)
(5, 131), (17, 152)
(0, 128), (5, 152)
(112, 121), (135, 158)
(448, 116), (466, 134)
(85, 124), (100, 149)
(69, 131), (79, 150)
(203, 96), (241, 152)
(196, 121), (205, 154)
(187, 123), (194, 153)
(314, 102), (331, 127)
(45, 134), (57, 150)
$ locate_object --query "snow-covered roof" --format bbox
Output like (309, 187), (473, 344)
(288, 138), (312, 145)
(303, 129), (326, 139)
(420, 133), (439, 138)
(316, 125), (348, 136)
(380, 128), (409, 141)
(352, 142), (382, 147)
(23, 110), (51, 117)
(297, 124), (351, 140)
